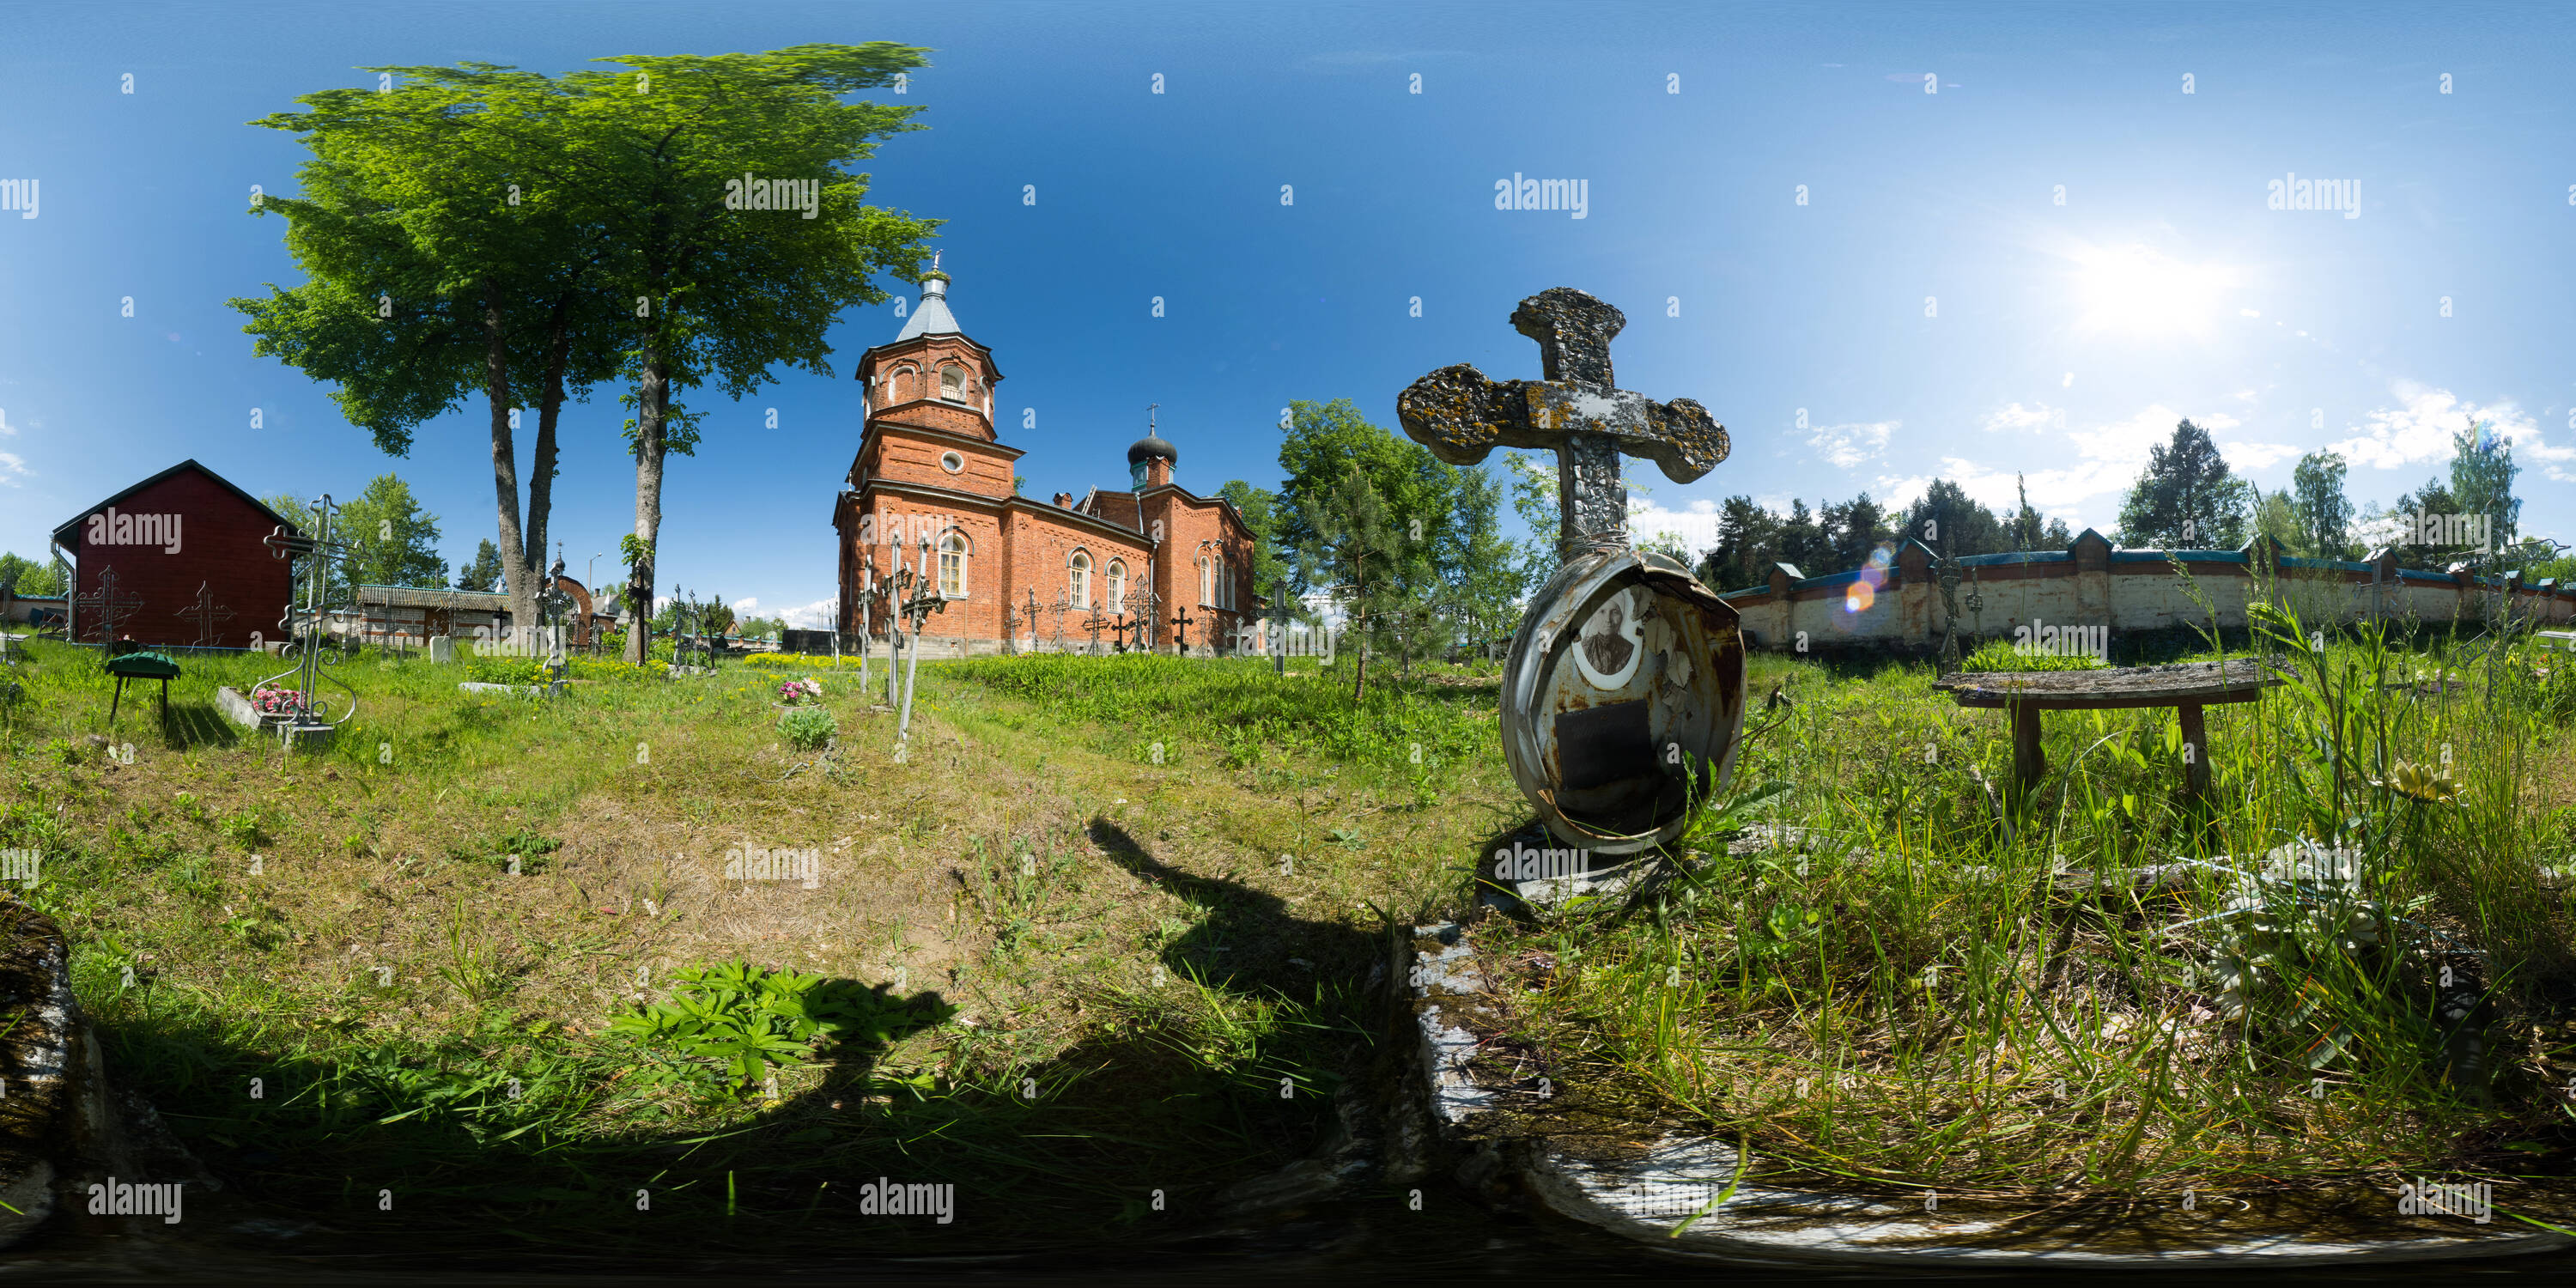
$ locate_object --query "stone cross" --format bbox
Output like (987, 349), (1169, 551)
(175, 581), (234, 649)
(1397, 288), (1728, 556)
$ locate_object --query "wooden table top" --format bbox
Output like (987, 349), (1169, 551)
(1933, 658), (2289, 711)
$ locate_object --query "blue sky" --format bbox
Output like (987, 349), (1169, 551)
(3, 0), (2569, 624)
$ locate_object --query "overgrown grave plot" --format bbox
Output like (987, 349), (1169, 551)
(1449, 626), (2576, 1248)
(0, 641), (1518, 1250)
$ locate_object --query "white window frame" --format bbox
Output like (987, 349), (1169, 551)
(1108, 560), (1127, 612)
(939, 532), (969, 598)
(1070, 550), (1091, 609)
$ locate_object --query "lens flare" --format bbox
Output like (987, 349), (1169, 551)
(1844, 581), (1876, 613)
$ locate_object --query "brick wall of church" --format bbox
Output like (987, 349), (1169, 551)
(864, 429), (1017, 499)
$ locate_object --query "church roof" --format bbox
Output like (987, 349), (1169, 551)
(895, 273), (960, 341)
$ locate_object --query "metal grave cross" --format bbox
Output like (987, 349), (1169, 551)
(1397, 287), (1728, 556)
(74, 565), (145, 648)
(255, 496), (362, 732)
(174, 581), (235, 648)
(1168, 605), (1195, 656)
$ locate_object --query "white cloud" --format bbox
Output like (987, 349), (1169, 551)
(778, 598), (841, 629)
(1807, 419), (1896, 468)
(2220, 440), (2300, 470)
(1875, 404), (2244, 530)
(1686, 498), (1717, 514)
(1626, 501), (1724, 553)
(731, 596), (761, 614)
(2326, 381), (2543, 472)
(0, 452), (26, 485)
(1978, 402), (2058, 433)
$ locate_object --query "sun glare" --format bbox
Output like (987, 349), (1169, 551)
(2072, 244), (2235, 339)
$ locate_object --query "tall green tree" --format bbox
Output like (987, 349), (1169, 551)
(1448, 465), (1523, 658)
(2251, 485), (2301, 557)
(234, 62), (638, 632)
(455, 538), (505, 592)
(1296, 463), (1403, 702)
(1279, 398), (1462, 598)
(1896, 480), (2012, 557)
(553, 45), (936, 662)
(0, 552), (65, 598)
(1820, 492), (1892, 571)
(2290, 450), (2354, 560)
(262, 476), (447, 608)
(1696, 495), (1781, 592)
(2447, 416), (2521, 550)
(339, 473), (450, 590)
(1502, 449), (1561, 592)
(2116, 419), (2250, 549)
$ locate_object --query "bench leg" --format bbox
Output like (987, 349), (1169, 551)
(108, 676), (125, 729)
(2011, 702), (2045, 796)
(2178, 702), (2210, 800)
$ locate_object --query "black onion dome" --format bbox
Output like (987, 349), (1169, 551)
(1127, 434), (1178, 466)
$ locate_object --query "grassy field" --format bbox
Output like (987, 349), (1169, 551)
(3, 606), (2573, 1251)
(1470, 603), (2576, 1224)
(0, 638), (1516, 1251)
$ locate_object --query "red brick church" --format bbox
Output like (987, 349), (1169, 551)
(833, 267), (1262, 655)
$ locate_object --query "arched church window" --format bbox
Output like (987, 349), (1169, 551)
(1107, 560), (1127, 612)
(939, 363), (968, 401)
(1198, 556), (1216, 607)
(939, 532), (969, 598)
(1070, 551), (1091, 609)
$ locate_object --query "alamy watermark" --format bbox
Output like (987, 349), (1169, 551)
(1, 849), (38, 884)
(2397, 1177), (2491, 1224)
(88, 1177), (182, 1224)
(2012, 618), (2108, 664)
(1493, 173), (1588, 219)
(2393, 510), (2492, 551)
(724, 845), (820, 889)
(858, 1176), (954, 1224)
(1492, 841), (1590, 881)
(84, 507), (182, 554)
(2267, 172), (2359, 219)
(0, 178), (35, 219)
(724, 173), (819, 219)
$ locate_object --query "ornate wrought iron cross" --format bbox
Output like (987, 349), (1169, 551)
(174, 581), (234, 649)
(1397, 288), (1728, 558)
(257, 495), (361, 729)
(73, 565), (144, 647)
(1168, 604), (1195, 655)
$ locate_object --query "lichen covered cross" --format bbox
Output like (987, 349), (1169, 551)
(1397, 288), (1727, 555)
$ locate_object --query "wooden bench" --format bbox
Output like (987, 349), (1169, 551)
(1934, 659), (2287, 800)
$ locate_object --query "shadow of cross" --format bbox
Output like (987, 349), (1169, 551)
(1396, 288), (1728, 554)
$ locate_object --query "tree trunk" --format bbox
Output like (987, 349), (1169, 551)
(524, 296), (575, 609)
(479, 282), (534, 647)
(624, 348), (668, 665)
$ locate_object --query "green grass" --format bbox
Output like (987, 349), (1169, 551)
(0, 636), (1488, 1249)
(1471, 603), (2576, 1211)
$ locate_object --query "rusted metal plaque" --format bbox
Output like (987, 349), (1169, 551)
(1504, 547), (1747, 855)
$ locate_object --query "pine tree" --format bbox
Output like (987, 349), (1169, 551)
(1296, 463), (1402, 702)
(2115, 419), (2250, 549)
(456, 539), (505, 592)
